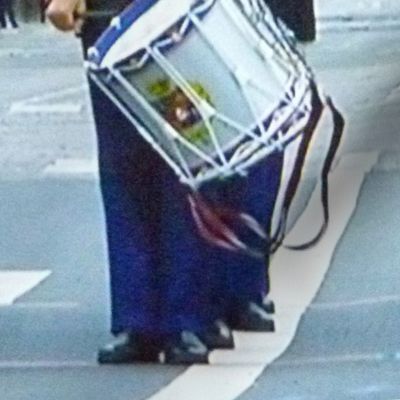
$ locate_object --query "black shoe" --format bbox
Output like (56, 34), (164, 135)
(230, 302), (275, 332)
(97, 333), (160, 364)
(197, 319), (235, 350)
(262, 298), (275, 315)
(163, 331), (209, 365)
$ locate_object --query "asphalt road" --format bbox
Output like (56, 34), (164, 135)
(239, 159), (400, 400)
(1, 15), (400, 400)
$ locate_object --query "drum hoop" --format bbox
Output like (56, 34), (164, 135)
(87, 0), (316, 188)
(88, 0), (216, 69)
(90, 65), (314, 188)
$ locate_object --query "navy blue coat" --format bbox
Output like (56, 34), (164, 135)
(82, 1), (283, 336)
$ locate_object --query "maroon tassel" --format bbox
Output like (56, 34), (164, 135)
(188, 192), (267, 258)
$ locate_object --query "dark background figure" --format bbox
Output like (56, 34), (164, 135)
(265, 0), (316, 42)
(0, 0), (6, 28)
(39, 0), (47, 23)
(0, 0), (19, 29)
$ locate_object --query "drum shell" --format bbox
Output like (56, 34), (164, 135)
(88, 0), (312, 187)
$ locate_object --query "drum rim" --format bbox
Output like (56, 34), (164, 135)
(87, 0), (215, 69)
(86, 0), (315, 188)
(90, 66), (314, 188)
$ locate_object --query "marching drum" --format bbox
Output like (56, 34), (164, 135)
(86, 0), (344, 256)
(86, 0), (313, 187)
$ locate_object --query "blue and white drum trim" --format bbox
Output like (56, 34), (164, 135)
(86, 0), (316, 190)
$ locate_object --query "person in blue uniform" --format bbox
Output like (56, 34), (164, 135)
(46, 0), (236, 365)
(46, 0), (283, 364)
(202, 154), (282, 333)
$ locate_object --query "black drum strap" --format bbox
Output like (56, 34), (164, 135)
(284, 96), (345, 251)
(188, 82), (345, 259)
(270, 82), (345, 253)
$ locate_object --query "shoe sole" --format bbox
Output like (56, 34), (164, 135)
(232, 319), (275, 333)
(162, 351), (209, 365)
(202, 337), (235, 350)
(262, 302), (276, 315)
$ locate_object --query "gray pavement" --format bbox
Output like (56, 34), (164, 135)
(317, 0), (400, 20)
(0, 179), (186, 399)
(0, 25), (95, 180)
(1, 2), (400, 400)
(240, 159), (400, 400)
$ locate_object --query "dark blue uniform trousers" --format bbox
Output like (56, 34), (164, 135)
(201, 153), (283, 318)
(83, 20), (283, 338)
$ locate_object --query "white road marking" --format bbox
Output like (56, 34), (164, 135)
(0, 271), (51, 306)
(310, 294), (400, 310)
(0, 361), (95, 369)
(0, 48), (49, 58)
(0, 353), (386, 370)
(8, 86), (86, 115)
(274, 353), (386, 367)
(147, 151), (379, 400)
(10, 86), (85, 105)
(319, 18), (400, 33)
(9, 103), (83, 114)
(42, 158), (98, 179)
(3, 301), (80, 310)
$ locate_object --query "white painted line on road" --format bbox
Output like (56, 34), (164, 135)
(0, 360), (95, 369)
(9, 103), (83, 115)
(3, 301), (80, 310)
(42, 158), (99, 179)
(319, 19), (400, 33)
(310, 294), (400, 310)
(274, 353), (386, 367)
(12, 86), (85, 105)
(0, 271), (51, 306)
(8, 86), (86, 116)
(0, 353), (387, 370)
(147, 151), (379, 400)
(0, 48), (49, 58)
(270, 152), (379, 312)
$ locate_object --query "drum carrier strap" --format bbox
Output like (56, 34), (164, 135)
(188, 81), (345, 259)
(269, 81), (345, 254)
(85, 0), (346, 260)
